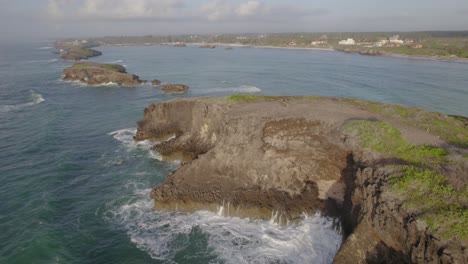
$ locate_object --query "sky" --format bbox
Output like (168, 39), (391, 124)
(0, 0), (467, 41)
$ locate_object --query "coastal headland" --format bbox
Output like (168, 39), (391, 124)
(135, 95), (467, 263)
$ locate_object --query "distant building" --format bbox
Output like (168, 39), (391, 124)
(311, 41), (327, 46)
(339, 38), (356, 45)
(288, 41), (297, 46)
(389, 35), (404, 44)
(319, 35), (328, 40)
(389, 35), (400, 41)
(411, 43), (423, 49)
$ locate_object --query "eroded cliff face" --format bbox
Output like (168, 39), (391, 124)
(335, 165), (467, 264)
(135, 98), (356, 222)
(135, 97), (467, 263)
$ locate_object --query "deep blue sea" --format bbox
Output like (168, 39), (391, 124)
(0, 42), (467, 264)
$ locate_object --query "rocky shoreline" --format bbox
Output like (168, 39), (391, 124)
(135, 96), (467, 263)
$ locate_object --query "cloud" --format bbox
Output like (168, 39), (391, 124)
(199, 0), (328, 22)
(200, 0), (267, 21)
(46, 0), (329, 23)
(47, 0), (186, 20)
(236, 1), (262, 16)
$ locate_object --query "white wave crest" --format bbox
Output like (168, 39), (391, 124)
(105, 188), (342, 264)
(0, 91), (45, 113)
(24, 59), (58, 64)
(107, 60), (124, 63)
(108, 128), (154, 150)
(198, 85), (261, 94)
(37, 46), (53, 50)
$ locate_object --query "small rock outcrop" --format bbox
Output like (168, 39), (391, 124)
(358, 50), (382, 56)
(63, 62), (145, 86)
(151, 80), (162, 86)
(199, 44), (216, 49)
(135, 96), (467, 263)
(160, 84), (189, 94)
(173, 43), (187, 47)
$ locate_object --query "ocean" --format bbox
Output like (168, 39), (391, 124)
(0, 42), (467, 264)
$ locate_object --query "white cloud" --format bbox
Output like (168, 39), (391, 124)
(200, 0), (270, 21)
(47, 0), (185, 19)
(46, 0), (328, 24)
(236, 1), (262, 17)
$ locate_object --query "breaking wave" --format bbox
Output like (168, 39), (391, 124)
(108, 128), (154, 150)
(105, 187), (342, 264)
(107, 60), (124, 63)
(37, 46), (53, 50)
(24, 59), (58, 64)
(197, 85), (261, 94)
(0, 91), (45, 113)
(106, 128), (342, 263)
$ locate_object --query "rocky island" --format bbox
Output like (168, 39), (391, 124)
(60, 47), (102, 61)
(135, 95), (467, 263)
(63, 62), (146, 86)
(199, 44), (216, 49)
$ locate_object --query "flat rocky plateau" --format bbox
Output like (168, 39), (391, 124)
(135, 95), (467, 263)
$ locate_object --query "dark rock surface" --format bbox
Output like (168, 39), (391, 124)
(199, 44), (216, 49)
(151, 80), (162, 86)
(358, 50), (383, 56)
(160, 84), (189, 94)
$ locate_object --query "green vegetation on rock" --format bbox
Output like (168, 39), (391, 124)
(390, 167), (468, 240)
(343, 119), (467, 241)
(340, 98), (468, 147)
(226, 94), (320, 103)
(343, 120), (448, 164)
(60, 47), (102, 61)
(72, 62), (126, 73)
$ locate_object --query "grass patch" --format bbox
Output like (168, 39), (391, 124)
(226, 94), (321, 103)
(227, 94), (262, 102)
(390, 167), (468, 240)
(339, 98), (468, 147)
(343, 120), (447, 164)
(72, 62), (126, 73)
(344, 119), (467, 241)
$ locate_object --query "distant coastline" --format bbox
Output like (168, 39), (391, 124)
(93, 42), (468, 63)
(55, 30), (468, 64)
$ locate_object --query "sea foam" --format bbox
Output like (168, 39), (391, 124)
(106, 127), (342, 263)
(108, 128), (154, 150)
(198, 85), (261, 94)
(105, 187), (342, 264)
(0, 91), (45, 113)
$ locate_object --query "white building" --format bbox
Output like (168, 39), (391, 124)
(311, 41), (327, 45)
(338, 38), (356, 45)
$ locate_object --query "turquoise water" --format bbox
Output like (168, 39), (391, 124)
(0, 43), (467, 264)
